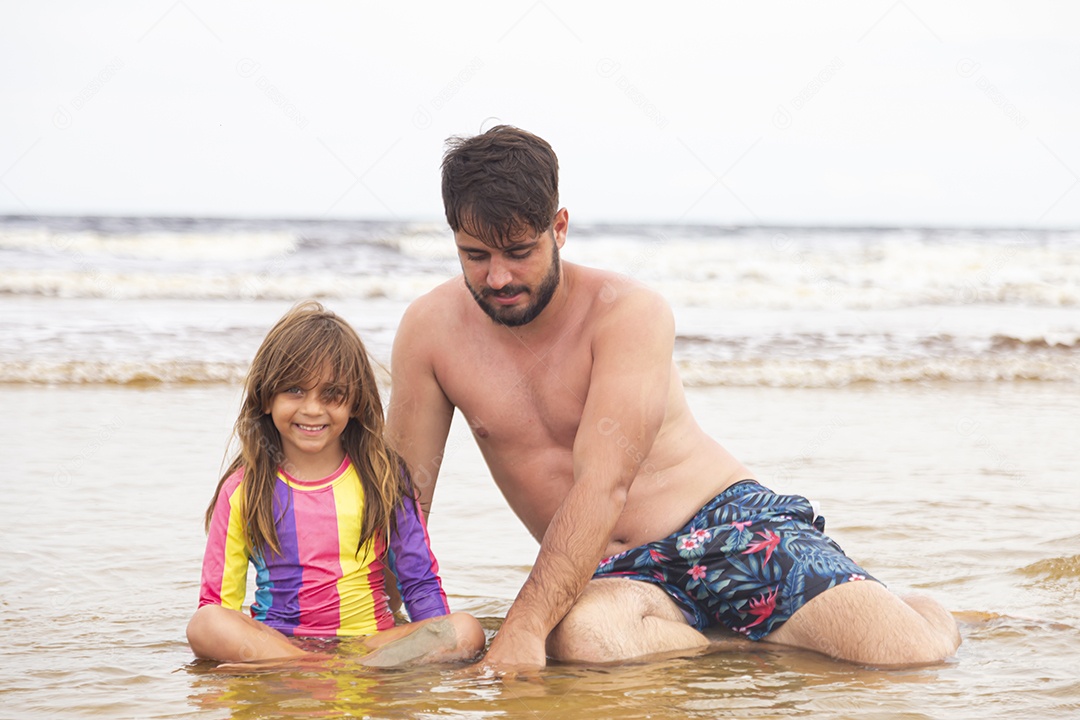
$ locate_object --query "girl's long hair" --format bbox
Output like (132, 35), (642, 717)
(204, 301), (409, 558)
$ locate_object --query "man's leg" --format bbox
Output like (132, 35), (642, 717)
(764, 580), (961, 666)
(548, 578), (732, 663)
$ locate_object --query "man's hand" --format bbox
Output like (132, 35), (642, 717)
(476, 623), (547, 674)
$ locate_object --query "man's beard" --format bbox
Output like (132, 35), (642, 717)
(464, 243), (561, 327)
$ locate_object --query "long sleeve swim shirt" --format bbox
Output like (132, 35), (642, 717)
(198, 457), (449, 637)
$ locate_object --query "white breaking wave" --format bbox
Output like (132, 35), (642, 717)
(676, 356), (1080, 387)
(3, 353), (1075, 388)
(3, 225), (1077, 308)
(3, 218), (1078, 387)
(2, 266), (1077, 308)
(0, 270), (447, 301)
(570, 233), (1080, 309)
(0, 360), (393, 387)
(0, 227), (299, 262)
(0, 360), (248, 385)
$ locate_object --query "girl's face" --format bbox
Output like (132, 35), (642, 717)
(266, 369), (352, 479)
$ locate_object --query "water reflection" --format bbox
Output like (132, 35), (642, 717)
(189, 657), (384, 718)
(185, 638), (962, 719)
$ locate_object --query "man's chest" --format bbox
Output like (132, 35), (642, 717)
(434, 333), (592, 449)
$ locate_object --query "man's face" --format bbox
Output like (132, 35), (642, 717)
(457, 226), (562, 327)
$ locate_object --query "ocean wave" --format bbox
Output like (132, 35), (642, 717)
(0, 360), (248, 385)
(579, 233), (1080, 308)
(673, 331), (1080, 360)
(6, 356), (1075, 387)
(1018, 555), (1080, 583)
(0, 227), (299, 261)
(652, 278), (1080, 309)
(676, 356), (1079, 387)
(990, 334), (1080, 351)
(3, 268), (1077, 308)
(4, 221), (1079, 307)
(0, 270), (446, 301)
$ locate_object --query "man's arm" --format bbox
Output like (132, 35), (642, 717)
(483, 286), (675, 669)
(386, 300), (455, 517)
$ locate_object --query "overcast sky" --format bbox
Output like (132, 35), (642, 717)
(2, 2), (1078, 226)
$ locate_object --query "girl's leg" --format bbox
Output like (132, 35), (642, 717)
(359, 612), (486, 667)
(187, 605), (307, 664)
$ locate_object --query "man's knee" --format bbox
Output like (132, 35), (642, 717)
(901, 593), (962, 653)
(547, 579), (701, 663)
(768, 581), (960, 666)
(547, 580), (657, 662)
(548, 595), (616, 663)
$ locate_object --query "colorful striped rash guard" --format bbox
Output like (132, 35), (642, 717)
(198, 457), (449, 637)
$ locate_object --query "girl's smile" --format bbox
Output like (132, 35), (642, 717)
(267, 372), (351, 479)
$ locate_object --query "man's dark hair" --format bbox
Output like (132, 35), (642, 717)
(441, 125), (559, 248)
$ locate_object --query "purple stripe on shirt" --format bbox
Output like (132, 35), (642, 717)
(390, 492), (449, 621)
(260, 481), (303, 634)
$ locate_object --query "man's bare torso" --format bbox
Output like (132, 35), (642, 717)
(422, 262), (751, 555)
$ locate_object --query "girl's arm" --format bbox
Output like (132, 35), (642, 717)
(199, 473), (250, 611)
(386, 489), (450, 622)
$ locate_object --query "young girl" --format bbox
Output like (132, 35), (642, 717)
(187, 301), (485, 667)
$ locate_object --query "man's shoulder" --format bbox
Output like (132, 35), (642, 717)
(399, 277), (465, 332)
(568, 264), (672, 323)
(411, 275), (463, 305)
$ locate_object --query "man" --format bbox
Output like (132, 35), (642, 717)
(386, 125), (960, 670)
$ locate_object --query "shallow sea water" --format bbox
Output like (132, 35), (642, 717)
(2, 381), (1078, 719)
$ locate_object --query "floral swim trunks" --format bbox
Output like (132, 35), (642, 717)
(593, 480), (879, 640)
